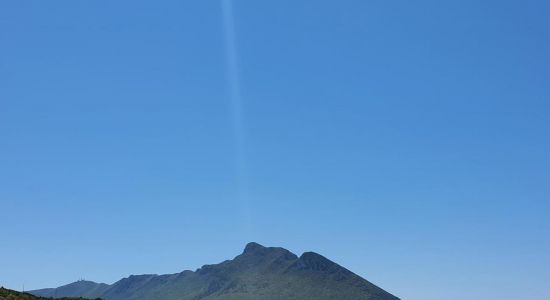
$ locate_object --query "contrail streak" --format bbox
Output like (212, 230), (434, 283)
(221, 0), (251, 230)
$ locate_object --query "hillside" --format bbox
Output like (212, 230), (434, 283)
(31, 281), (109, 299)
(31, 242), (399, 300)
(0, 286), (99, 300)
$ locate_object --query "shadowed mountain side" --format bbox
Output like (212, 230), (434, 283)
(30, 243), (399, 300)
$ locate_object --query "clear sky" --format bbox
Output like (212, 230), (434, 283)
(1, 1), (549, 299)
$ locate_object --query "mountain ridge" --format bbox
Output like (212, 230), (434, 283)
(31, 242), (399, 300)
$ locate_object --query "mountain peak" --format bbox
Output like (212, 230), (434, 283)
(292, 252), (345, 273)
(243, 242), (266, 254)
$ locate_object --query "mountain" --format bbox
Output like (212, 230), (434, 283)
(0, 286), (100, 300)
(31, 281), (109, 299)
(30, 242), (399, 300)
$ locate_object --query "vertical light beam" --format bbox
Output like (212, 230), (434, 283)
(221, 0), (251, 230)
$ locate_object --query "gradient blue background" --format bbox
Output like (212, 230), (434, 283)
(1, 1), (549, 299)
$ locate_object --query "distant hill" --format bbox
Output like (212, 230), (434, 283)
(31, 281), (109, 299)
(0, 286), (99, 300)
(30, 242), (399, 300)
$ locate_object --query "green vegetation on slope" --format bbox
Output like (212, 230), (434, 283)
(0, 287), (101, 300)
(30, 242), (400, 300)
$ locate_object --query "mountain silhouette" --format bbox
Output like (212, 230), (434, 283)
(30, 242), (399, 300)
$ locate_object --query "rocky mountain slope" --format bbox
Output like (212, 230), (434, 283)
(31, 242), (399, 300)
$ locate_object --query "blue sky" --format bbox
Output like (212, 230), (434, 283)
(1, 1), (549, 299)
